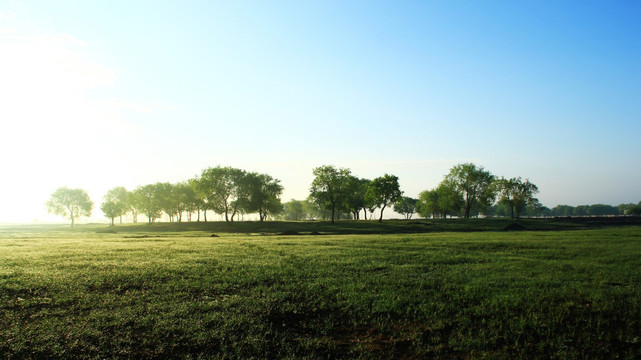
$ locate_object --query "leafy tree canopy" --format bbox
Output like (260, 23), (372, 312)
(46, 187), (93, 227)
(444, 163), (495, 218)
(367, 174), (403, 222)
(309, 165), (352, 223)
(394, 196), (418, 220)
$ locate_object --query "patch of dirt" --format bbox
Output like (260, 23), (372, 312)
(209, 233), (219, 237)
(279, 230), (300, 235)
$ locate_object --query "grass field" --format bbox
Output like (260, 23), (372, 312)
(1, 220), (641, 359)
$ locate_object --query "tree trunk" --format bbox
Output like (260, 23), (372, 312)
(204, 210), (207, 222)
(379, 205), (386, 222)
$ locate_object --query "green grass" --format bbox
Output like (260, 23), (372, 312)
(1, 222), (641, 358)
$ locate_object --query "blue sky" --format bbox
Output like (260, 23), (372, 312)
(1, 1), (640, 222)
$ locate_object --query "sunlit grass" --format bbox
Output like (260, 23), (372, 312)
(1, 224), (640, 358)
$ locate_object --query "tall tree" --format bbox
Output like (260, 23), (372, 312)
(282, 199), (308, 221)
(417, 189), (440, 219)
(496, 177), (538, 219)
(132, 184), (163, 224)
(551, 205), (574, 217)
(229, 168), (250, 222)
(243, 173), (283, 221)
(626, 202), (641, 215)
(309, 165), (352, 223)
(435, 181), (465, 218)
(367, 174), (403, 222)
(100, 186), (129, 225)
(188, 177), (207, 222)
(511, 178), (539, 219)
(155, 182), (180, 222)
(496, 177), (517, 218)
(526, 199), (547, 218)
(394, 196), (418, 219)
(46, 187), (93, 227)
(417, 182), (464, 219)
(344, 176), (370, 220)
(180, 180), (201, 222)
(198, 166), (239, 222)
(444, 163), (495, 218)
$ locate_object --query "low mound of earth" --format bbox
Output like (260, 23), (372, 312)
(503, 223), (527, 231)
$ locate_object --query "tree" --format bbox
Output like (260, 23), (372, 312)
(491, 201), (512, 217)
(587, 204), (619, 216)
(282, 199), (308, 221)
(551, 205), (574, 217)
(497, 177), (539, 219)
(367, 174), (403, 222)
(306, 195), (333, 220)
(46, 187), (93, 227)
(626, 202), (641, 215)
(155, 182), (181, 222)
(435, 181), (465, 218)
(309, 165), (352, 223)
(188, 177), (208, 222)
(101, 186), (129, 225)
(198, 166), (240, 223)
(344, 176), (370, 220)
(241, 172), (283, 221)
(444, 163), (495, 218)
(418, 181), (465, 219)
(417, 189), (440, 219)
(132, 184), (163, 224)
(228, 168), (250, 222)
(495, 177), (517, 218)
(181, 180), (202, 222)
(526, 199), (548, 218)
(573, 205), (589, 217)
(394, 196), (418, 219)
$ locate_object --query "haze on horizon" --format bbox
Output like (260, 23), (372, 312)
(1, 1), (640, 223)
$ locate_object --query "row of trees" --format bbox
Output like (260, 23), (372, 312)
(548, 202), (641, 217)
(414, 163), (540, 219)
(46, 163), (641, 226)
(308, 165), (403, 223)
(293, 163), (539, 221)
(99, 166), (284, 225)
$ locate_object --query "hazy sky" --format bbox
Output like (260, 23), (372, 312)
(1, 1), (640, 223)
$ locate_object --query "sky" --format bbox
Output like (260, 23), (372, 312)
(1, 1), (640, 223)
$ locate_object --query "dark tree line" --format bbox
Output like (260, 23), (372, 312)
(547, 202), (641, 217)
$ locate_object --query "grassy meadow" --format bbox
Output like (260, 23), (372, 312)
(1, 220), (641, 359)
